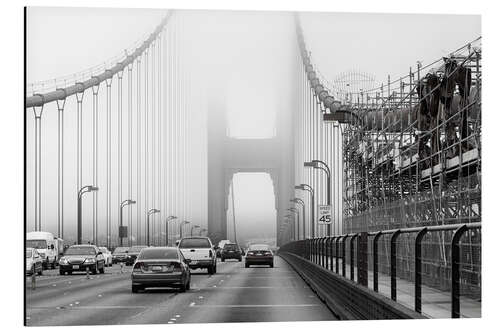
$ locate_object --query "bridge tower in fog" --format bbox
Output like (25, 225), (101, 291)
(206, 101), (294, 245)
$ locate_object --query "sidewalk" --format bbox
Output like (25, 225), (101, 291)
(309, 256), (480, 318)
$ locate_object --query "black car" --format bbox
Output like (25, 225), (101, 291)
(125, 245), (148, 266)
(220, 243), (242, 262)
(245, 244), (274, 268)
(59, 245), (106, 275)
(112, 246), (129, 264)
(131, 247), (191, 293)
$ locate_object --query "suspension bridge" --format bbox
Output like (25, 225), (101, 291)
(25, 9), (481, 324)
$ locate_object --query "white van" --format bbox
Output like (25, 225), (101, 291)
(26, 231), (61, 269)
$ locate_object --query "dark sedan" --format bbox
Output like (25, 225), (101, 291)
(112, 246), (129, 264)
(125, 245), (148, 265)
(131, 247), (191, 293)
(59, 245), (106, 275)
(221, 243), (242, 262)
(245, 244), (274, 268)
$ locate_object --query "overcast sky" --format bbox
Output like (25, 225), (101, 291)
(26, 7), (480, 245)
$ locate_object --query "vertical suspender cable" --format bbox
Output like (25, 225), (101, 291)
(145, 48), (149, 242)
(128, 64), (133, 246)
(32, 104), (44, 231)
(76, 85), (84, 237)
(117, 69), (123, 246)
(152, 40), (157, 245)
(136, 56), (142, 245)
(56, 96), (66, 238)
(91, 82), (100, 245)
(105, 76), (112, 248)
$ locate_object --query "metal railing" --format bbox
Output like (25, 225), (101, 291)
(279, 222), (481, 318)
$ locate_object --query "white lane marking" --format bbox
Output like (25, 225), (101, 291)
(198, 296), (204, 299)
(175, 315), (180, 318)
(167, 321), (174, 324)
(189, 302), (196, 307)
(36, 305), (150, 310)
(75, 301), (80, 305)
(190, 304), (321, 308)
(98, 294), (102, 297)
(198, 286), (299, 289)
(52, 284), (56, 287)
(170, 318), (176, 321)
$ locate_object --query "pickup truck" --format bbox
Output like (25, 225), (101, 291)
(178, 237), (217, 274)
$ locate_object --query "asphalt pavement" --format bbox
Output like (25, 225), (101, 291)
(25, 256), (338, 326)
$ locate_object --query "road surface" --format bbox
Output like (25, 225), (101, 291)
(25, 256), (338, 325)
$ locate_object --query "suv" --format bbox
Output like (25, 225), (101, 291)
(125, 245), (149, 266)
(59, 245), (105, 275)
(112, 247), (129, 264)
(221, 243), (242, 262)
(178, 237), (217, 274)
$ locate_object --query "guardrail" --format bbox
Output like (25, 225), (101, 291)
(279, 222), (481, 318)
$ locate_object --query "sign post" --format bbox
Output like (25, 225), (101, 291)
(318, 205), (332, 225)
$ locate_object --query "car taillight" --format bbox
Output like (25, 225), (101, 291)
(133, 262), (143, 272)
(172, 262), (182, 272)
(209, 250), (213, 258)
(247, 251), (254, 256)
(264, 251), (271, 255)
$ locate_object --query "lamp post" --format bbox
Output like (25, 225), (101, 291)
(287, 208), (300, 240)
(77, 186), (99, 244)
(165, 215), (177, 246)
(190, 224), (200, 236)
(283, 217), (292, 243)
(295, 183), (315, 238)
(146, 208), (160, 246)
(291, 198), (306, 240)
(120, 199), (136, 246)
(305, 160), (332, 236)
(180, 220), (190, 239)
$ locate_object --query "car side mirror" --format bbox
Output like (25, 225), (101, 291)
(97, 251), (102, 256)
(184, 259), (191, 264)
(50, 244), (55, 250)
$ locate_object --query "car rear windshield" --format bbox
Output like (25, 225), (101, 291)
(26, 240), (47, 249)
(249, 244), (270, 251)
(65, 247), (96, 255)
(138, 249), (179, 260)
(223, 244), (238, 250)
(113, 247), (129, 254)
(26, 249), (32, 258)
(179, 238), (211, 249)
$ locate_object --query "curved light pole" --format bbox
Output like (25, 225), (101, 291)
(295, 183), (315, 238)
(305, 160), (331, 236)
(165, 215), (177, 246)
(179, 220), (190, 239)
(146, 208), (160, 246)
(77, 186), (99, 245)
(120, 199), (136, 246)
(190, 224), (200, 236)
(291, 198), (306, 240)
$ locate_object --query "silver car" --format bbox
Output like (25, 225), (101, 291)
(26, 247), (43, 276)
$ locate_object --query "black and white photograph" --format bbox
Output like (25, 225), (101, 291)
(6, 0), (495, 330)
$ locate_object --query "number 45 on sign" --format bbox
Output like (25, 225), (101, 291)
(318, 205), (332, 224)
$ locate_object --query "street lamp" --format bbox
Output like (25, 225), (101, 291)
(291, 198), (306, 240)
(146, 208), (160, 246)
(165, 215), (177, 246)
(287, 207), (300, 240)
(191, 224), (200, 236)
(120, 199), (136, 246)
(304, 160), (332, 236)
(77, 185), (99, 244)
(295, 183), (315, 238)
(180, 220), (190, 239)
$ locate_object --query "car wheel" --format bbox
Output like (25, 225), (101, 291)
(99, 265), (105, 274)
(132, 285), (140, 293)
(238, 257), (242, 262)
(37, 268), (43, 276)
(68, 271), (72, 275)
(186, 279), (190, 291)
(207, 266), (213, 275)
(92, 264), (98, 275)
(221, 257), (225, 262)
(245, 263), (250, 268)
(51, 261), (56, 269)
(270, 263), (274, 268)
(59, 269), (64, 275)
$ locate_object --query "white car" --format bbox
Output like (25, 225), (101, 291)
(178, 237), (217, 274)
(26, 247), (43, 275)
(99, 247), (113, 267)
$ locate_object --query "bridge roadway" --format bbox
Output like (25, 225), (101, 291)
(25, 256), (337, 325)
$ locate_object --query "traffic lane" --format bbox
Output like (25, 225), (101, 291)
(25, 261), (233, 326)
(178, 256), (338, 323)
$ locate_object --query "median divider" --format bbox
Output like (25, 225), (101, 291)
(279, 252), (425, 320)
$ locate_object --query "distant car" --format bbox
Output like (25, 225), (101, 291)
(178, 237), (217, 274)
(99, 247), (113, 267)
(216, 240), (230, 258)
(26, 248), (43, 276)
(220, 243), (242, 262)
(59, 245), (106, 275)
(131, 247), (191, 293)
(112, 247), (129, 264)
(245, 244), (274, 268)
(125, 245), (148, 266)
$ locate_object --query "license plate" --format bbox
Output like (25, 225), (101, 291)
(151, 266), (162, 272)
(256, 253), (262, 256)
(72, 265), (79, 269)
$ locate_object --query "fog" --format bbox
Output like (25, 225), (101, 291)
(26, 7), (480, 246)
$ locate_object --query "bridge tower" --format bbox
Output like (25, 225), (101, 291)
(206, 101), (294, 245)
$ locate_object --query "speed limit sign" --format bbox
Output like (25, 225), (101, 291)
(318, 205), (332, 224)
